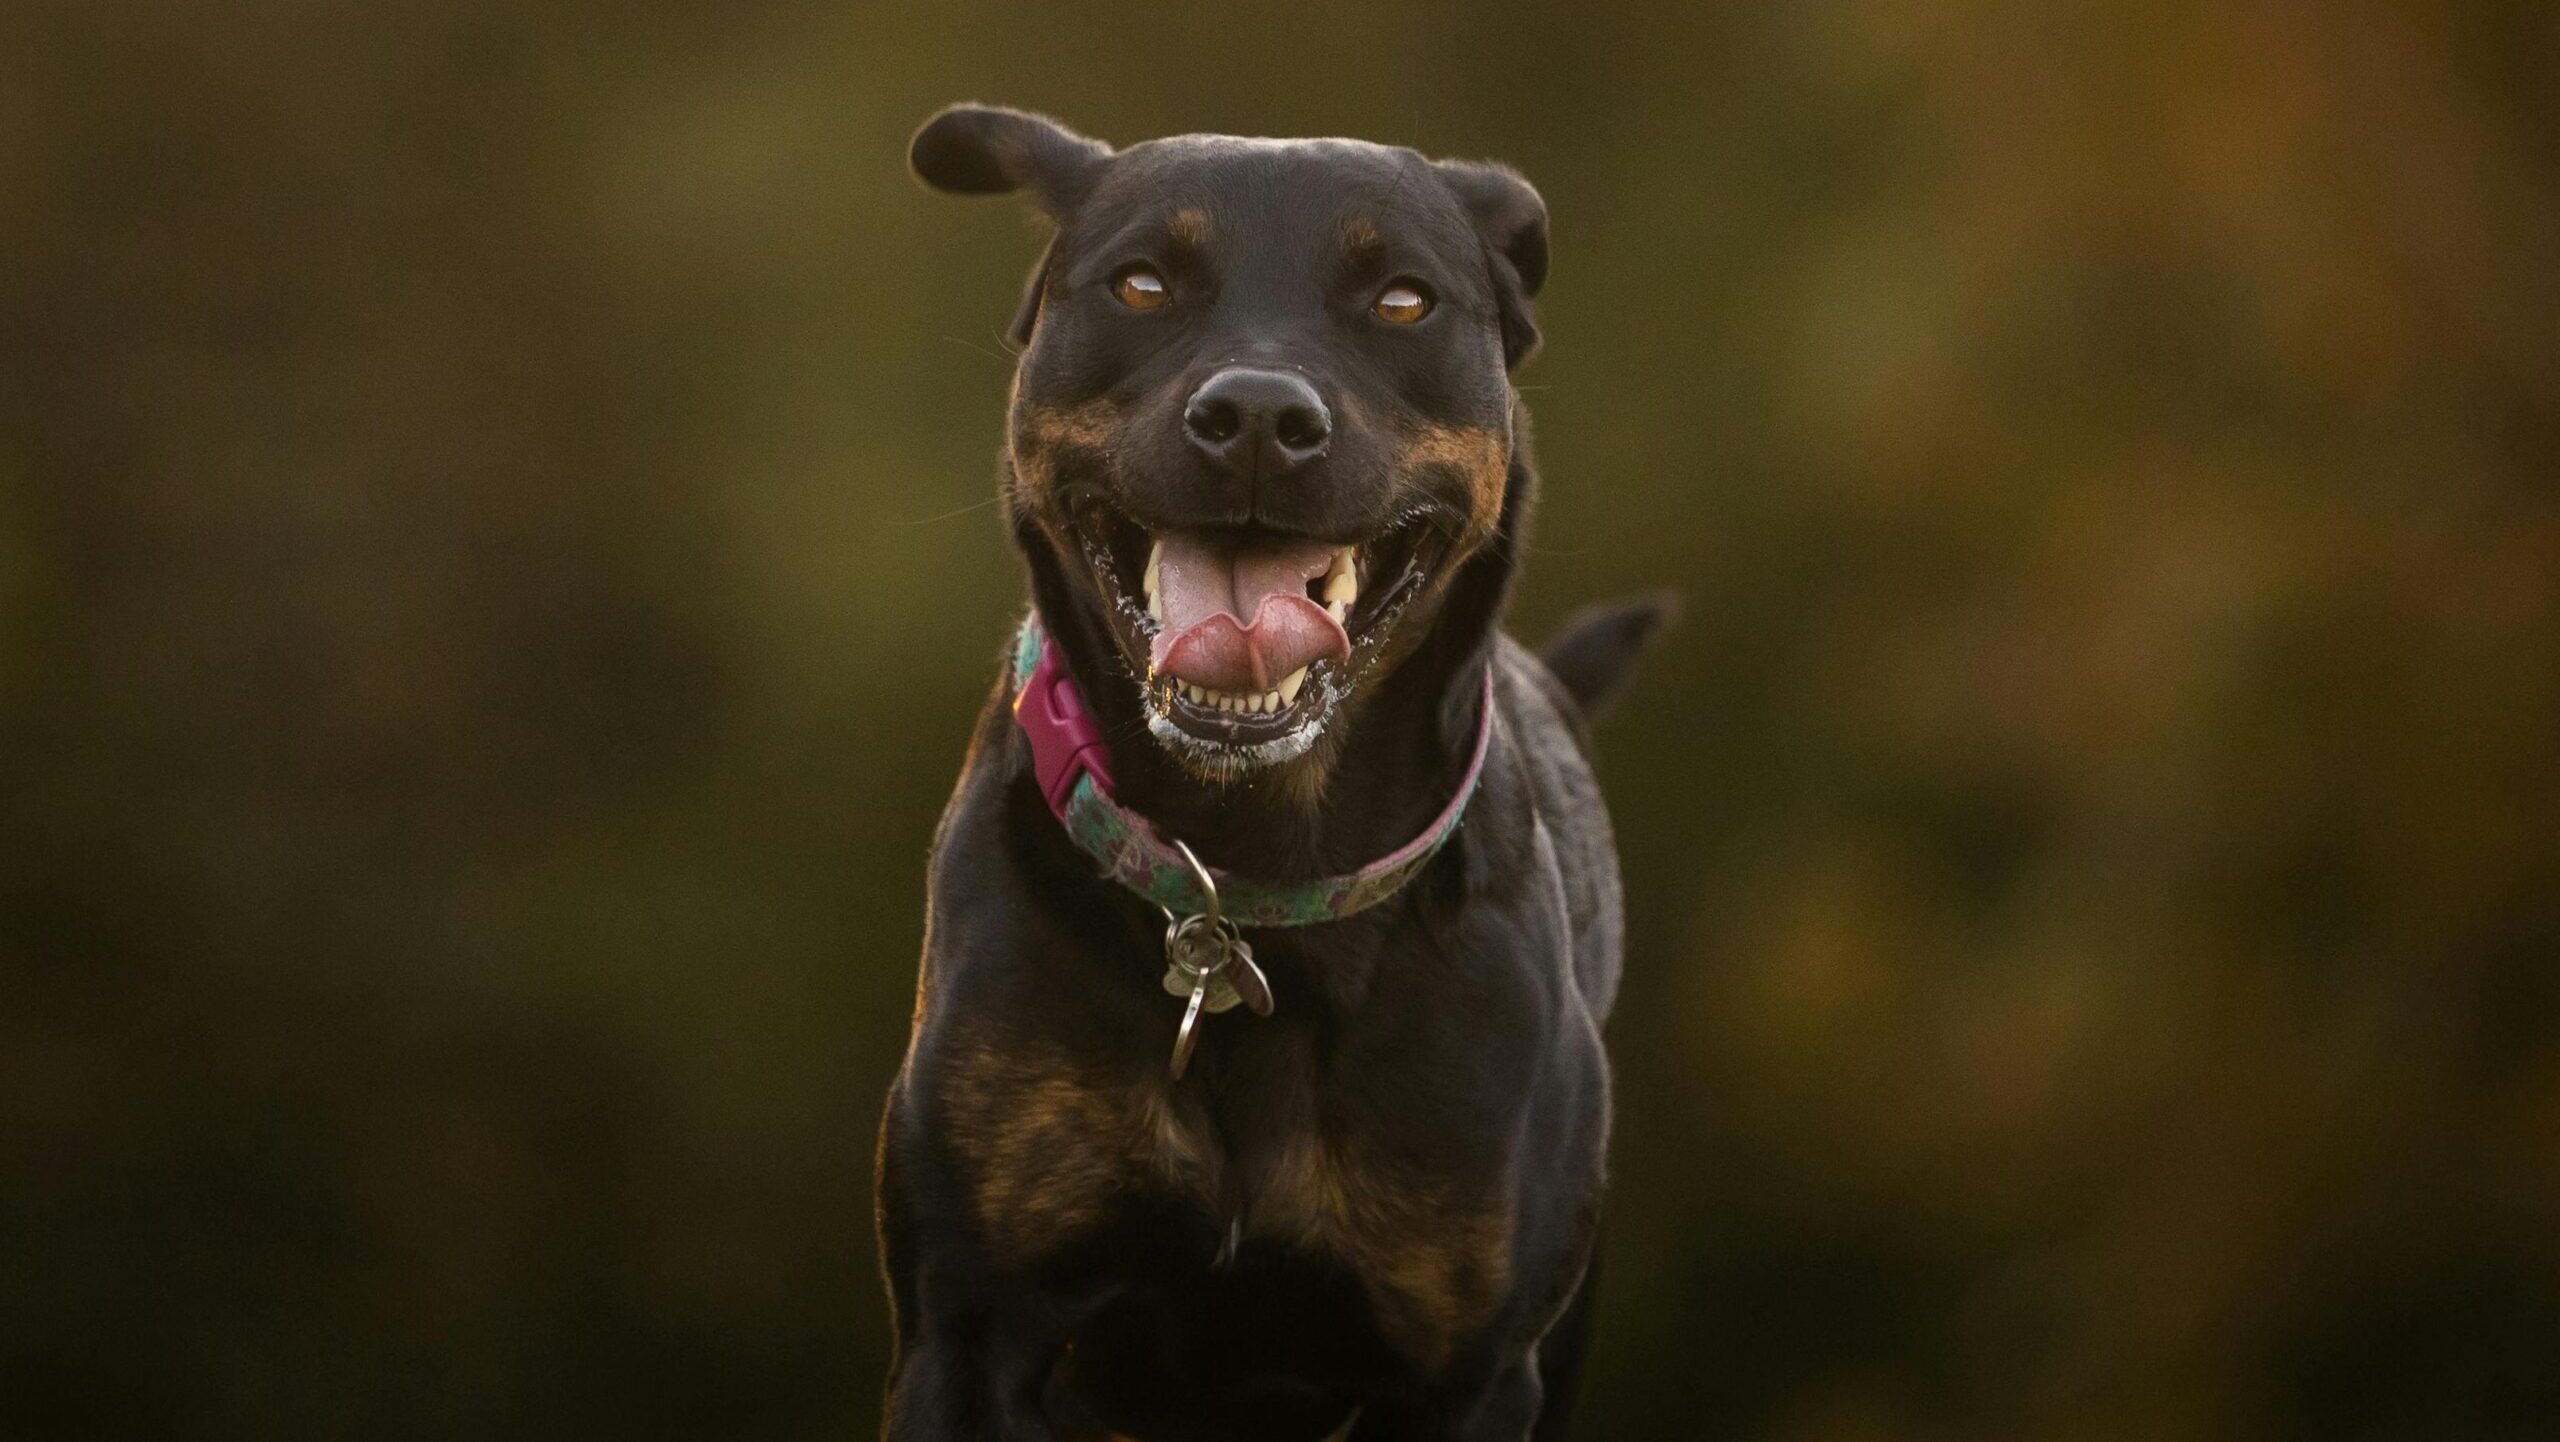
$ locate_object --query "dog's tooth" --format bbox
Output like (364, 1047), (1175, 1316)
(1323, 565), (1357, 607)
(1143, 537), (1162, 600)
(1261, 689), (1281, 712)
(1277, 667), (1307, 705)
(1327, 598), (1349, 623)
(1220, 692), (1241, 713)
(1186, 683), (1207, 705)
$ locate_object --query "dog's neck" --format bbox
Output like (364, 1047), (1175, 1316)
(1019, 459), (1528, 885)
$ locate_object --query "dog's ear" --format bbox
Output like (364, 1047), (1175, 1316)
(1434, 160), (1548, 368)
(910, 104), (1111, 216)
(912, 106), (1111, 347)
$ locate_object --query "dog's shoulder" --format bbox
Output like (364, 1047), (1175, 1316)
(1490, 632), (1628, 1016)
(1492, 631), (1609, 804)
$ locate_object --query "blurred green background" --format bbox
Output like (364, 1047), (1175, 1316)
(6, 2), (2558, 1438)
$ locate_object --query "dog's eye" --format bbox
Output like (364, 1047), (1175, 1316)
(1372, 282), (1433, 325)
(1113, 266), (1169, 311)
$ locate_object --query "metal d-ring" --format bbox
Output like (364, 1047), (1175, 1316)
(1170, 838), (1220, 928)
(1163, 839), (1231, 1079)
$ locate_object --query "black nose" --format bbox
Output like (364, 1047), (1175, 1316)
(1182, 368), (1331, 481)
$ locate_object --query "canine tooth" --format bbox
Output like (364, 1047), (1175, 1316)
(1277, 667), (1306, 704)
(1143, 538), (1162, 599)
(1327, 598), (1348, 623)
(1323, 566), (1357, 606)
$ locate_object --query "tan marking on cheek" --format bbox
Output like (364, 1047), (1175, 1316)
(940, 1043), (1218, 1265)
(1008, 399), (1123, 510)
(1400, 421), (1510, 540)
(1168, 208), (1212, 248)
(1251, 1131), (1514, 1368)
(1017, 399), (1122, 454)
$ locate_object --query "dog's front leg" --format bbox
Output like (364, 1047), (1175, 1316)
(883, 1302), (1075, 1442)
(1351, 1352), (1544, 1442)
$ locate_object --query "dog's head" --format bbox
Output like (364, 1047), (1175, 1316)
(912, 104), (1546, 783)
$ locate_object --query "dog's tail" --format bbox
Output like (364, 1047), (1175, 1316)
(1538, 592), (1675, 721)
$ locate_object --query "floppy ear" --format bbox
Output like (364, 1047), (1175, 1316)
(909, 103), (1111, 216)
(912, 105), (1111, 347)
(1434, 159), (1549, 368)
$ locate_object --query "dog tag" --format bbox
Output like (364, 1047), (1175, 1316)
(1220, 941), (1273, 1017)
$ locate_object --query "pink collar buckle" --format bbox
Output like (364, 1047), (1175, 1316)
(1012, 631), (1117, 822)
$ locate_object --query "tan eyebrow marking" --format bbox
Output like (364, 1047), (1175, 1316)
(1340, 216), (1382, 257)
(1167, 208), (1212, 248)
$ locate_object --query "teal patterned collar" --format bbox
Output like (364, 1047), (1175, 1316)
(1008, 616), (1493, 927)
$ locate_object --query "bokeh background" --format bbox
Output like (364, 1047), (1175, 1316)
(7, 2), (2559, 1437)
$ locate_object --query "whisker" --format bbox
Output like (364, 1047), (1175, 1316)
(892, 496), (1001, 527)
(942, 334), (1019, 367)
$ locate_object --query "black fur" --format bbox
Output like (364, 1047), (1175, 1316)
(879, 105), (1657, 1441)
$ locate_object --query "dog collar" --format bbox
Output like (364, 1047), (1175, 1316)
(1007, 616), (1492, 927)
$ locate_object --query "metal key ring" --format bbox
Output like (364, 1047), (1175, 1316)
(1162, 914), (1227, 980)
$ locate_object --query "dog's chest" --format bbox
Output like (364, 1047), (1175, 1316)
(942, 1036), (1514, 1368)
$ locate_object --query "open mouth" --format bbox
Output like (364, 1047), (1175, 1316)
(1073, 502), (1434, 770)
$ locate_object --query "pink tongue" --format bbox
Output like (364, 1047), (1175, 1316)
(1149, 535), (1351, 692)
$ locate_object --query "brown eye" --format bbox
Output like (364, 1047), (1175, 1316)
(1113, 266), (1168, 310)
(1373, 282), (1432, 324)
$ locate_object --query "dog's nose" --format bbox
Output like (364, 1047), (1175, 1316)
(1182, 368), (1331, 481)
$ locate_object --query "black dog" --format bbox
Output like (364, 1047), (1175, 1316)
(879, 104), (1665, 1442)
